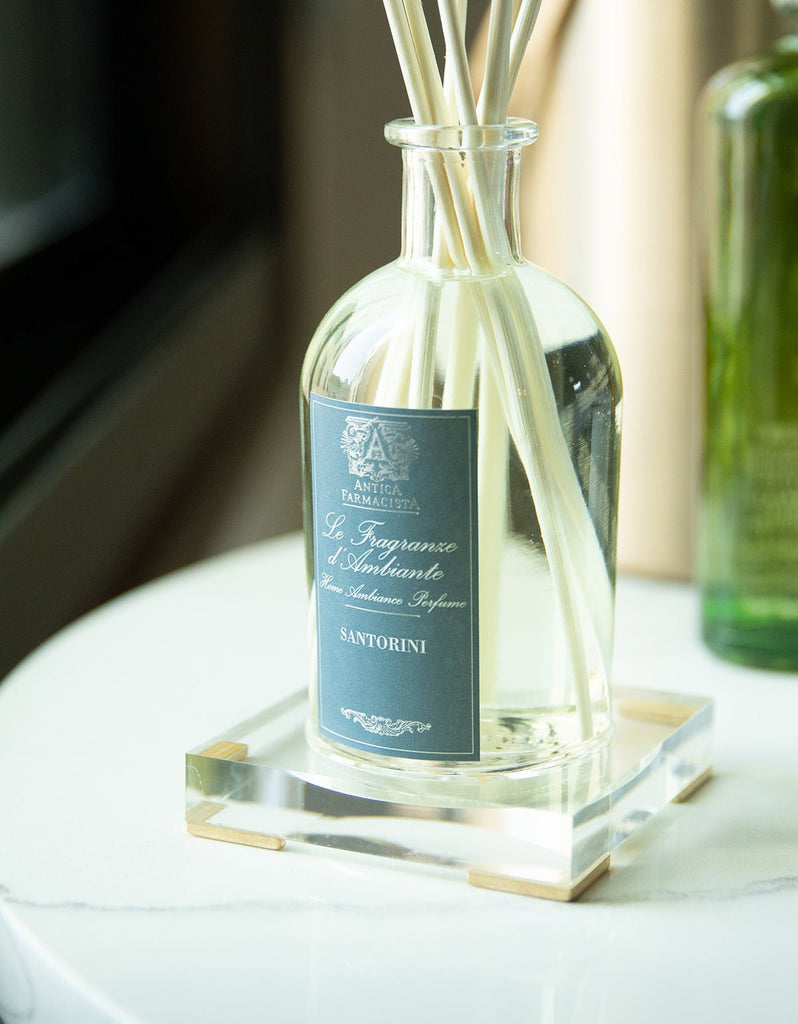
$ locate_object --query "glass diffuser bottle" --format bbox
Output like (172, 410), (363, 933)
(300, 119), (622, 775)
(699, 0), (798, 668)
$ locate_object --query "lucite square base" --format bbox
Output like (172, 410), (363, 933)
(185, 687), (713, 901)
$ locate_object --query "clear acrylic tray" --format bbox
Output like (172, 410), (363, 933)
(185, 687), (713, 901)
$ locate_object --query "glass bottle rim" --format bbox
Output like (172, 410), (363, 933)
(385, 118), (538, 152)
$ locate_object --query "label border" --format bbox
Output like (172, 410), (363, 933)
(310, 393), (480, 760)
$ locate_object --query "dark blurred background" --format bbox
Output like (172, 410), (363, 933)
(0, 0), (421, 678)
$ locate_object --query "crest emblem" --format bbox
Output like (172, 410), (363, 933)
(340, 416), (419, 481)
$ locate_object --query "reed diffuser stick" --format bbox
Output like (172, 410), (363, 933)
(438, 0), (511, 706)
(508, 0), (543, 88)
(381, 0), (613, 739)
(477, 0), (513, 121)
(439, 0), (479, 122)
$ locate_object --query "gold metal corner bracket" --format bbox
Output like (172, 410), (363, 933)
(467, 854), (611, 902)
(186, 820), (286, 852)
(186, 740), (286, 851)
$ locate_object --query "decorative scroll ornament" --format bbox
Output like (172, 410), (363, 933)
(341, 708), (432, 737)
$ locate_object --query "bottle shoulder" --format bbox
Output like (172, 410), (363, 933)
(301, 259), (619, 403)
(513, 260), (614, 349)
(702, 39), (798, 121)
(306, 259), (612, 345)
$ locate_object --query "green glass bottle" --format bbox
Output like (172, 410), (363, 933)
(699, 0), (798, 668)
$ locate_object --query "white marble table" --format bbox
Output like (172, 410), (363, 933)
(1, 533), (796, 1023)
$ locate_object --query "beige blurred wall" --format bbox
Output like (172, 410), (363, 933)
(507, 0), (776, 579)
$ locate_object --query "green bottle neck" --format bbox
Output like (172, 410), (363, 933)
(773, 1), (798, 43)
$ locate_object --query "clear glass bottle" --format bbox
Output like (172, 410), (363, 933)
(300, 120), (622, 776)
(699, 0), (798, 669)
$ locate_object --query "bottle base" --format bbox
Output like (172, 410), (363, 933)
(702, 594), (798, 670)
(306, 707), (613, 781)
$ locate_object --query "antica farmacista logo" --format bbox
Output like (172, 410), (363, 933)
(340, 416), (419, 482)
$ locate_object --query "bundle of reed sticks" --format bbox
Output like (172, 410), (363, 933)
(380, 0), (613, 741)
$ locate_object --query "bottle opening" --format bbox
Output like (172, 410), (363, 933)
(385, 118), (539, 152)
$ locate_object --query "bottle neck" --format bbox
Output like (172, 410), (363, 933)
(385, 120), (537, 278)
(399, 146), (525, 274)
(772, 0), (798, 39)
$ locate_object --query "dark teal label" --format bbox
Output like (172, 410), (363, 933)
(310, 394), (480, 760)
